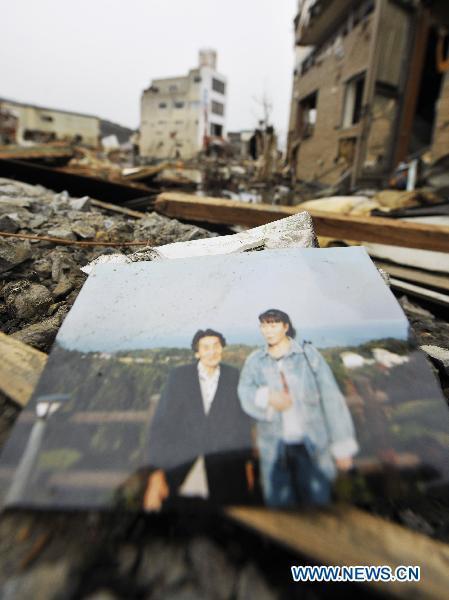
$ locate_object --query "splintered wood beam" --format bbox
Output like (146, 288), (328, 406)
(0, 332), (47, 407)
(155, 192), (449, 253)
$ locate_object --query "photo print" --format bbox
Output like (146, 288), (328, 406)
(1, 247), (449, 511)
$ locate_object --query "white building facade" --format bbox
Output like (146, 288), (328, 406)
(139, 50), (227, 160)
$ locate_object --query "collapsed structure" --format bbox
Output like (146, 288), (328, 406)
(139, 50), (227, 160)
(287, 0), (449, 188)
(0, 98), (100, 146)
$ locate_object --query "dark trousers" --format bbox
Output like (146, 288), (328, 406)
(269, 442), (331, 507)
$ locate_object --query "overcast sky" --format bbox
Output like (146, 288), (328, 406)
(1, 0), (298, 145)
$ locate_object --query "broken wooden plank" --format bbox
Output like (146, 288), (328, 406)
(0, 332), (47, 408)
(0, 144), (73, 161)
(228, 506), (449, 599)
(155, 192), (449, 253)
(375, 261), (449, 293)
(389, 278), (449, 308)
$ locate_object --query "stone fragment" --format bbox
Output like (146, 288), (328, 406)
(421, 345), (449, 376)
(47, 227), (76, 241)
(0, 213), (20, 233)
(29, 214), (48, 229)
(0, 239), (31, 273)
(53, 278), (74, 299)
(34, 258), (53, 277)
(72, 223), (96, 239)
(69, 196), (91, 211)
(3, 281), (53, 320)
(11, 307), (68, 350)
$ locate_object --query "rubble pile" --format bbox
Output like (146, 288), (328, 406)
(0, 177), (215, 351)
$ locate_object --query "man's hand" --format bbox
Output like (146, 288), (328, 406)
(335, 456), (353, 471)
(268, 390), (293, 412)
(143, 469), (169, 512)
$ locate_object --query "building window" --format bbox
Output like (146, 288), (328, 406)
(40, 114), (54, 122)
(210, 123), (223, 137)
(212, 78), (226, 94)
(174, 101), (184, 109)
(299, 92), (318, 138)
(193, 75), (201, 83)
(211, 101), (224, 116)
(159, 102), (167, 109)
(158, 120), (166, 124)
(342, 74), (365, 128)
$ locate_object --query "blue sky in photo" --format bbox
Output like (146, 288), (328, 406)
(57, 247), (409, 353)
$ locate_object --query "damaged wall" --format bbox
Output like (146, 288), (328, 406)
(289, 8), (374, 185)
(360, 0), (412, 178)
(139, 50), (227, 161)
(432, 71), (449, 162)
(0, 100), (100, 147)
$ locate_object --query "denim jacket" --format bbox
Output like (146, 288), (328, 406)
(238, 339), (358, 482)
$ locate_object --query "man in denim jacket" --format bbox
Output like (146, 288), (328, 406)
(238, 309), (358, 507)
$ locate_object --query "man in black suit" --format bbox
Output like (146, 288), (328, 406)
(143, 329), (254, 510)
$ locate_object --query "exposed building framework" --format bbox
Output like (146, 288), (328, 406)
(288, 0), (449, 188)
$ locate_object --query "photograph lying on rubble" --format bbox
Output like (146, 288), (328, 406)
(1, 246), (449, 511)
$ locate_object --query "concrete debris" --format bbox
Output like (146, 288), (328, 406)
(82, 212), (317, 273)
(52, 277), (74, 300)
(421, 345), (449, 376)
(0, 214), (20, 233)
(10, 306), (69, 350)
(3, 281), (53, 320)
(0, 239), (31, 273)
(72, 223), (96, 239)
(46, 227), (77, 241)
(68, 196), (91, 212)
(0, 177), (215, 351)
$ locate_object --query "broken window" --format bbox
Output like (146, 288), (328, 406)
(174, 101), (184, 109)
(299, 92), (318, 138)
(23, 129), (56, 142)
(159, 102), (167, 109)
(342, 74), (365, 128)
(212, 78), (226, 94)
(210, 123), (223, 136)
(40, 114), (53, 122)
(211, 101), (224, 116)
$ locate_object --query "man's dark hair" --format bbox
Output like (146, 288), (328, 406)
(258, 309), (296, 338)
(191, 329), (226, 352)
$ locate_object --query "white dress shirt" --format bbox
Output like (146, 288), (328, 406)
(179, 362), (220, 498)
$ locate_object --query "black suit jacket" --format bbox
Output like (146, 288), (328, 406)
(146, 362), (253, 505)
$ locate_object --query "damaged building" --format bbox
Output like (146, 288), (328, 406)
(0, 98), (100, 147)
(287, 0), (449, 188)
(139, 49), (227, 160)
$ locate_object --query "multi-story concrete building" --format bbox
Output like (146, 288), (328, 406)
(0, 98), (100, 147)
(288, 0), (449, 188)
(139, 50), (227, 160)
